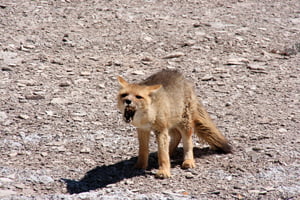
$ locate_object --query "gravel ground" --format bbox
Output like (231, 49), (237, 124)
(0, 0), (299, 199)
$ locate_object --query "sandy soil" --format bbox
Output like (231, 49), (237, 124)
(0, 0), (299, 199)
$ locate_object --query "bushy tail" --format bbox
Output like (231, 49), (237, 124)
(193, 103), (232, 153)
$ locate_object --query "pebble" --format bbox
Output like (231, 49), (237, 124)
(80, 147), (91, 153)
(59, 82), (71, 87)
(132, 70), (145, 75)
(0, 111), (8, 122)
(0, 190), (17, 197)
(0, 177), (14, 183)
(39, 175), (54, 185)
(45, 110), (54, 116)
(278, 128), (287, 133)
(185, 172), (194, 179)
(25, 94), (45, 100)
(17, 79), (37, 86)
(225, 57), (249, 65)
(51, 98), (70, 104)
(201, 74), (214, 81)
(18, 114), (30, 120)
(1, 66), (13, 71)
(163, 52), (185, 59)
(80, 71), (91, 76)
(247, 63), (266, 70)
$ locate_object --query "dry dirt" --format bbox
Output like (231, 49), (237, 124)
(0, 0), (300, 199)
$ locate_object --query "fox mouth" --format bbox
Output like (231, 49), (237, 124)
(124, 106), (136, 123)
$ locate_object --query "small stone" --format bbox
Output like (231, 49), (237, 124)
(0, 190), (17, 197)
(132, 70), (145, 75)
(278, 128), (287, 133)
(56, 146), (66, 152)
(1, 67), (13, 71)
(59, 82), (71, 87)
(45, 110), (54, 116)
(80, 71), (91, 76)
(98, 83), (105, 89)
(17, 79), (37, 86)
(0, 178), (14, 183)
(225, 57), (249, 65)
(225, 102), (232, 107)
(23, 44), (35, 49)
(14, 183), (25, 189)
(72, 116), (83, 122)
(40, 152), (48, 157)
(0, 111), (8, 122)
(18, 114), (29, 120)
(185, 172), (194, 179)
(163, 52), (185, 59)
(247, 63), (266, 70)
(89, 56), (100, 61)
(80, 147), (91, 153)
(141, 57), (152, 62)
(9, 152), (18, 157)
(25, 94), (45, 100)
(39, 175), (54, 185)
(201, 74), (214, 81)
(51, 98), (69, 104)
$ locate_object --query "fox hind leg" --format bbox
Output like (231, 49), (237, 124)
(169, 128), (181, 157)
(177, 127), (195, 169)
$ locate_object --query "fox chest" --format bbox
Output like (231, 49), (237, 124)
(131, 111), (155, 130)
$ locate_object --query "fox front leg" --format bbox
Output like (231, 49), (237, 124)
(134, 129), (150, 169)
(155, 129), (171, 178)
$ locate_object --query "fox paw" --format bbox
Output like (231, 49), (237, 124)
(155, 169), (171, 179)
(182, 159), (195, 169)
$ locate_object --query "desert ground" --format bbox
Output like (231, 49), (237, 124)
(0, 0), (299, 199)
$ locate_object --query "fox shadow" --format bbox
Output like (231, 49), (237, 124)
(62, 147), (220, 194)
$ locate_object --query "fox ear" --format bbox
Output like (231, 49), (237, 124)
(117, 76), (129, 88)
(147, 84), (162, 93)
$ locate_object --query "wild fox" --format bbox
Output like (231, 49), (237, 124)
(117, 69), (232, 178)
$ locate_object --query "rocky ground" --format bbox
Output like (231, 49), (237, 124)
(0, 0), (299, 199)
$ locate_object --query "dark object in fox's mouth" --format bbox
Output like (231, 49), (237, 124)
(124, 106), (135, 123)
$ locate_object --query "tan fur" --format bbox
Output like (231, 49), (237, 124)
(117, 70), (232, 178)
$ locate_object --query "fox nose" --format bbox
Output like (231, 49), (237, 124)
(125, 99), (132, 105)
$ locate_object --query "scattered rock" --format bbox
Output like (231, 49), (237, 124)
(0, 190), (17, 197)
(80, 147), (91, 153)
(59, 82), (71, 87)
(185, 172), (194, 179)
(0, 177), (14, 183)
(1, 67), (13, 71)
(201, 74), (215, 81)
(39, 175), (54, 185)
(278, 128), (288, 133)
(25, 94), (45, 100)
(0, 111), (8, 122)
(131, 70), (145, 75)
(225, 57), (249, 65)
(45, 110), (54, 116)
(247, 63), (267, 70)
(18, 114), (30, 120)
(50, 98), (70, 104)
(80, 71), (91, 76)
(163, 52), (185, 59)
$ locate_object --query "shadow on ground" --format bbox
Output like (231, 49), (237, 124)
(62, 147), (221, 194)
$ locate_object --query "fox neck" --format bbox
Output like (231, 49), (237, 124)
(131, 106), (156, 130)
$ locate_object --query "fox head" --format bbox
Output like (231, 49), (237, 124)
(117, 76), (162, 126)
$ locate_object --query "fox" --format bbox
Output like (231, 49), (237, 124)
(117, 69), (232, 178)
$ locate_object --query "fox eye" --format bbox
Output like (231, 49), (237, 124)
(136, 95), (143, 99)
(120, 93), (128, 98)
